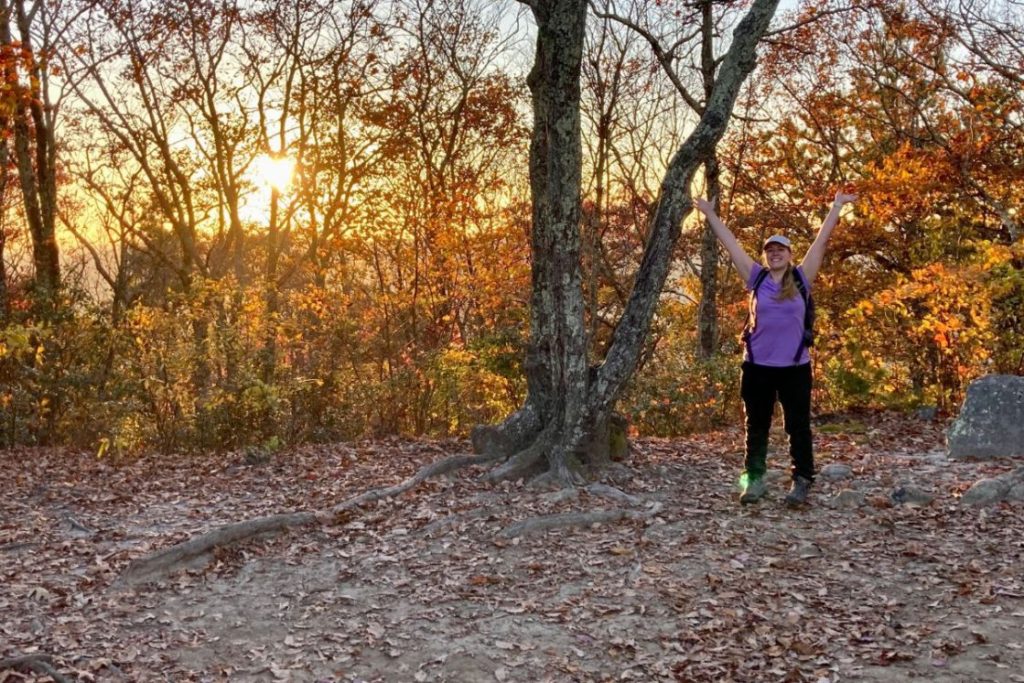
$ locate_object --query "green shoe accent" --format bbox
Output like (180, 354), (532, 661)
(739, 477), (767, 504)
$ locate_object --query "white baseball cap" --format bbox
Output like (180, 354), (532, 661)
(762, 235), (792, 250)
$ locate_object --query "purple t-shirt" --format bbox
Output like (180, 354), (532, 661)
(744, 263), (811, 367)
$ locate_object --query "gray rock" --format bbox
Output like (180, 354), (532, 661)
(831, 489), (866, 509)
(890, 485), (935, 507)
(947, 375), (1024, 459)
(819, 463), (853, 481)
(961, 477), (1012, 507)
(1006, 482), (1024, 503)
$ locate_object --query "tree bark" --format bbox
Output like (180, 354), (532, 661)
(476, 0), (590, 478)
(696, 1), (722, 359)
(697, 155), (722, 358)
(0, 147), (9, 322)
(478, 0), (780, 483)
(1, 0), (61, 304)
(0, 224), (7, 321)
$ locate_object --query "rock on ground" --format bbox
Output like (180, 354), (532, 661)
(947, 374), (1024, 459)
(961, 478), (1012, 507)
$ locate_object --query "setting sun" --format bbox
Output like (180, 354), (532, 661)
(253, 154), (295, 192)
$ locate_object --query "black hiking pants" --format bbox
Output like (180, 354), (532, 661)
(740, 361), (814, 482)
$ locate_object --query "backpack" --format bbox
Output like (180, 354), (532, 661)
(741, 267), (815, 363)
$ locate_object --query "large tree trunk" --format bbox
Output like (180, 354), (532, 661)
(526, 0), (591, 483)
(477, 0), (780, 484)
(474, 0), (590, 482)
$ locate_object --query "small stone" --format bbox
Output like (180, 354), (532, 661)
(961, 477), (1012, 507)
(1005, 482), (1024, 503)
(890, 485), (934, 507)
(819, 463), (852, 481)
(831, 489), (865, 509)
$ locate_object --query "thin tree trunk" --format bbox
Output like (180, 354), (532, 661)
(0, 220), (8, 321)
(697, 155), (722, 358)
(262, 187), (282, 384)
(696, 0), (722, 359)
(581, 0), (779, 429)
(0, 136), (9, 322)
(562, 0), (780, 474)
(2, 0), (60, 303)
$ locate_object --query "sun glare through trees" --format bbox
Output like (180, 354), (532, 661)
(253, 154), (296, 194)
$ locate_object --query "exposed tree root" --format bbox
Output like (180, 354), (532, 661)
(0, 541), (37, 553)
(482, 429), (553, 483)
(119, 441), (648, 584)
(548, 447), (587, 487)
(119, 511), (317, 585)
(119, 452), (498, 586)
(0, 654), (73, 683)
(318, 453), (496, 518)
(498, 502), (662, 539)
(584, 483), (644, 507)
(475, 409), (632, 488)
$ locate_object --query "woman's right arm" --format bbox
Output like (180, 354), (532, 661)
(694, 197), (755, 283)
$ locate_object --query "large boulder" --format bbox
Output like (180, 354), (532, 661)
(947, 375), (1024, 459)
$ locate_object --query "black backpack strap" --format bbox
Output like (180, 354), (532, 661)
(742, 268), (771, 363)
(792, 268), (814, 362)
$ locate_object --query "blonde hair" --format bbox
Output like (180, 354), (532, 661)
(768, 263), (798, 300)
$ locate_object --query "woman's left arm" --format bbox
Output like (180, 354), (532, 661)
(800, 191), (857, 284)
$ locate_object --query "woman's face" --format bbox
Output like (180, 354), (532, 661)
(763, 243), (792, 270)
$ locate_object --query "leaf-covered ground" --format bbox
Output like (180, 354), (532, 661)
(3, 413), (1024, 682)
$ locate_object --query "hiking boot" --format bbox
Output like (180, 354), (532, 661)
(785, 476), (812, 507)
(739, 477), (767, 504)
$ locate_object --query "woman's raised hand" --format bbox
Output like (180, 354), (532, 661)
(694, 196), (717, 217)
(834, 191), (857, 206)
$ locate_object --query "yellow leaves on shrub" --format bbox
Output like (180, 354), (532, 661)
(0, 326), (46, 366)
(839, 257), (996, 409)
(428, 347), (519, 432)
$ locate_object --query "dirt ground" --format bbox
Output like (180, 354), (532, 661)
(3, 413), (1024, 682)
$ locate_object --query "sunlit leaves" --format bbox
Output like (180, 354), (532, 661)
(834, 256), (999, 410)
(3, 0), (1023, 450)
